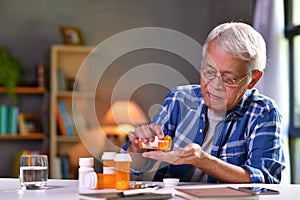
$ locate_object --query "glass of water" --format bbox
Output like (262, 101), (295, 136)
(19, 155), (48, 189)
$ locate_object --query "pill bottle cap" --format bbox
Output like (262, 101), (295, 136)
(101, 152), (116, 160)
(114, 153), (132, 162)
(163, 178), (180, 187)
(79, 157), (94, 167)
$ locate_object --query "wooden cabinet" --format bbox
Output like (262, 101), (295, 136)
(49, 45), (95, 179)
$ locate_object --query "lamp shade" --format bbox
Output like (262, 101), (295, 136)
(103, 100), (148, 127)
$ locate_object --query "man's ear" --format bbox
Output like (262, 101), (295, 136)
(247, 70), (263, 89)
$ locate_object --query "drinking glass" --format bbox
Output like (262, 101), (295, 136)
(19, 155), (48, 189)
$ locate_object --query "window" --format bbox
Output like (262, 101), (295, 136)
(292, 0), (300, 25)
(285, 0), (300, 135)
(294, 36), (300, 127)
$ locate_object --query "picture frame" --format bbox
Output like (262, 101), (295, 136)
(60, 26), (84, 45)
(18, 113), (43, 134)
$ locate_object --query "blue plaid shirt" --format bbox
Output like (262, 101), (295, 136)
(123, 85), (285, 183)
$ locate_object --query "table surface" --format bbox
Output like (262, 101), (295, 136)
(1, 178), (300, 200)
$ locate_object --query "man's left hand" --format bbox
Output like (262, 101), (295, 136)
(142, 143), (208, 165)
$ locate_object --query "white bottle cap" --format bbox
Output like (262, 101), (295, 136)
(114, 153), (132, 162)
(101, 152), (116, 160)
(79, 157), (94, 167)
(163, 178), (180, 187)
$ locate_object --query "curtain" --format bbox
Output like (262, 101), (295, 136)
(253, 0), (291, 184)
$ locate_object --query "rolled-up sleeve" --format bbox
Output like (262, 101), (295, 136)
(244, 108), (285, 183)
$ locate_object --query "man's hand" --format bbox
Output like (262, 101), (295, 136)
(142, 143), (208, 165)
(142, 143), (251, 183)
(127, 124), (164, 153)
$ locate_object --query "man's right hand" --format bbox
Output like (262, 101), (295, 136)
(127, 124), (164, 152)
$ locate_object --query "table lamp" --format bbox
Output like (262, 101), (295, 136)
(102, 100), (149, 135)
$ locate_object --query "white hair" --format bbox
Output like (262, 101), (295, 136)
(202, 22), (267, 72)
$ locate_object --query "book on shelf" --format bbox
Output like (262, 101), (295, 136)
(56, 102), (68, 136)
(0, 105), (19, 135)
(61, 155), (71, 179)
(57, 101), (74, 136)
(0, 104), (8, 134)
(79, 193), (173, 200)
(64, 101), (78, 136)
(57, 67), (67, 91)
(56, 101), (87, 136)
(72, 104), (87, 132)
(8, 106), (19, 135)
(53, 155), (71, 179)
(54, 156), (63, 179)
(175, 187), (257, 200)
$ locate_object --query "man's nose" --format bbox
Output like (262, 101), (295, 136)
(209, 74), (224, 89)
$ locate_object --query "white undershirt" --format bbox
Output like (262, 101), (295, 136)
(190, 109), (225, 182)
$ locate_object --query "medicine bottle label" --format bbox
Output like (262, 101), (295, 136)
(103, 166), (115, 174)
(138, 135), (172, 151)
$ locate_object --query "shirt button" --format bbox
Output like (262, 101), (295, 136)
(199, 129), (203, 133)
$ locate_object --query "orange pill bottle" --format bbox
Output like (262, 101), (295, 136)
(102, 152), (116, 174)
(138, 135), (172, 151)
(101, 152), (116, 189)
(84, 172), (116, 189)
(114, 153), (132, 190)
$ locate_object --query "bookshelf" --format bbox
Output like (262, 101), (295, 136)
(0, 86), (47, 177)
(0, 86), (47, 132)
(49, 45), (95, 179)
(0, 86), (47, 138)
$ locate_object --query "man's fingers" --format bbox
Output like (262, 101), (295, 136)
(128, 131), (139, 144)
(135, 125), (156, 142)
(128, 131), (136, 139)
(149, 124), (164, 139)
(142, 151), (179, 163)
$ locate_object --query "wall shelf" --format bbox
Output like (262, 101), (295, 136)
(57, 91), (94, 98)
(0, 87), (46, 94)
(56, 135), (81, 143)
(0, 133), (44, 140)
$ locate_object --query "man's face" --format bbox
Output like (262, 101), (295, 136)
(200, 40), (250, 114)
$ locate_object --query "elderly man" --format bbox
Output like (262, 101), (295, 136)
(122, 22), (285, 183)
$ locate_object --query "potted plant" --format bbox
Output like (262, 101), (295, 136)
(0, 46), (25, 100)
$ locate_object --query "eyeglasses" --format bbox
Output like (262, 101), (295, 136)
(200, 67), (250, 87)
